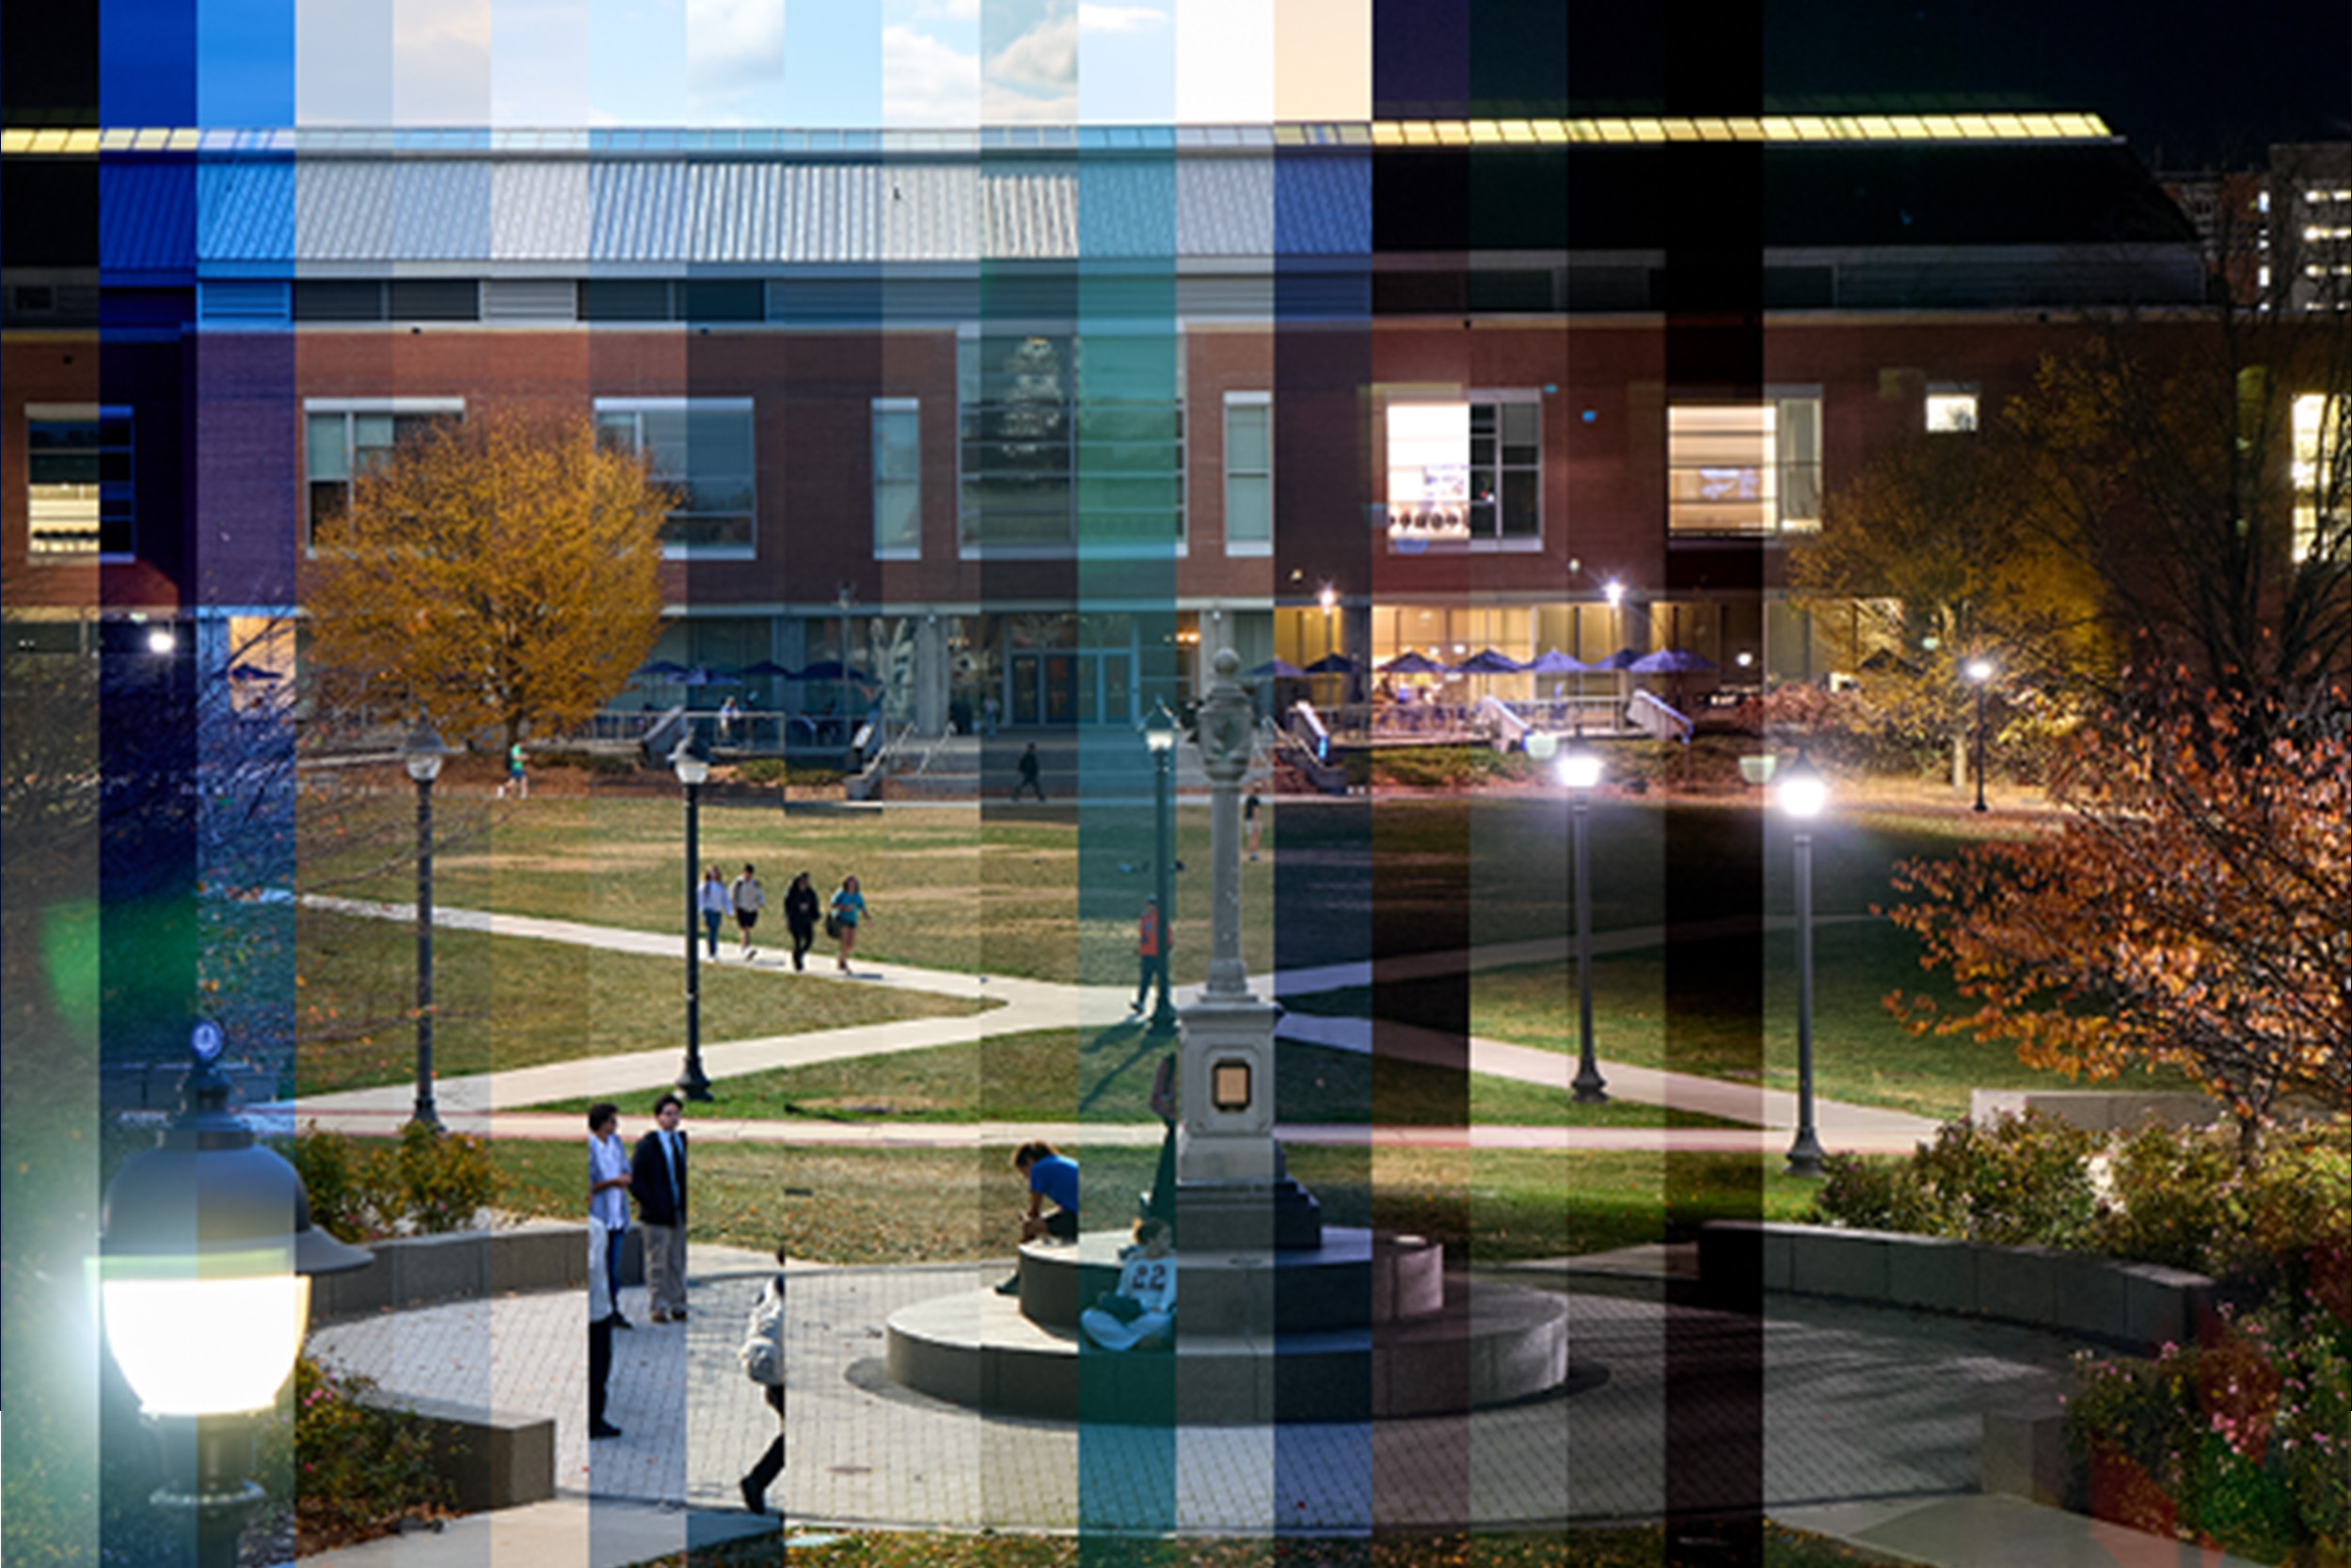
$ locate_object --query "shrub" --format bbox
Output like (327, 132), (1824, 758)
(1812, 1108), (2100, 1247)
(259, 1354), (456, 1552)
(394, 1119), (501, 1233)
(2097, 1117), (2352, 1289)
(734, 757), (843, 787)
(280, 1123), (501, 1240)
(2065, 1276), (2349, 1566)
(532, 748), (632, 774)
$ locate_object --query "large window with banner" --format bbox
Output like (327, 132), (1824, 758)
(1666, 394), (1821, 534)
(594, 398), (755, 559)
(959, 335), (1183, 551)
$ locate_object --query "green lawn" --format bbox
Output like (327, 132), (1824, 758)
(291, 908), (992, 1098)
(489, 1138), (1817, 1266)
(511, 1025), (1737, 1130)
(1280, 917), (2137, 1122)
(626, 1524), (1923, 1568)
(307, 794), (1277, 987)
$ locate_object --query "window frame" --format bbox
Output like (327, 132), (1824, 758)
(1222, 391), (1272, 557)
(25, 402), (135, 561)
(872, 397), (922, 561)
(1925, 384), (1980, 434)
(1381, 388), (1545, 552)
(1665, 390), (1822, 537)
(302, 398), (466, 551)
(592, 396), (758, 562)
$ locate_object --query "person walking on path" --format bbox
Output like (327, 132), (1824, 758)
(1129, 897), (1163, 1016)
(698, 867), (730, 960)
(630, 1093), (691, 1323)
(585, 1215), (622, 1438)
(586, 1102), (634, 1330)
(1012, 742), (1046, 801)
(782, 872), (821, 973)
(730, 863), (766, 959)
(737, 1243), (789, 1514)
(996, 1140), (1080, 1294)
(827, 875), (867, 973)
(1245, 791), (1263, 860)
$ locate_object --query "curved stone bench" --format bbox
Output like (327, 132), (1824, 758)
(886, 1226), (1570, 1424)
(1698, 1221), (2216, 1353)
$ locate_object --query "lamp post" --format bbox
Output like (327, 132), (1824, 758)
(1142, 699), (1180, 1032)
(100, 1022), (374, 1568)
(401, 720), (451, 1132)
(1318, 583), (1337, 710)
(671, 731), (715, 1102)
(1556, 742), (1609, 1101)
(1778, 753), (1828, 1178)
(1964, 657), (1994, 814)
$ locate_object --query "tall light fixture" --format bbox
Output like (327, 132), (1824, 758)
(1557, 742), (1608, 1102)
(671, 731), (715, 1102)
(401, 719), (451, 1132)
(1778, 752), (1828, 1177)
(100, 1022), (373, 1567)
(1964, 657), (1994, 814)
(1142, 699), (1180, 1032)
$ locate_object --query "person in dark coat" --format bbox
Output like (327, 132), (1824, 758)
(782, 872), (821, 972)
(630, 1093), (691, 1322)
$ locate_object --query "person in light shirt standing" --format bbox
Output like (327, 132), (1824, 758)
(587, 1102), (635, 1331)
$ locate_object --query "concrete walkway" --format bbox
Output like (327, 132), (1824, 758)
(275, 897), (1939, 1155)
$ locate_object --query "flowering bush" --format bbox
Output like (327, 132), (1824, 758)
(257, 1354), (456, 1553)
(2097, 1118), (2352, 1290)
(2066, 1269), (2349, 1566)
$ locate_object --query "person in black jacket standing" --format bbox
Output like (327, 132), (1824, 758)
(630, 1093), (691, 1322)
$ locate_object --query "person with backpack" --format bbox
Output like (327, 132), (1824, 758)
(737, 1243), (788, 1513)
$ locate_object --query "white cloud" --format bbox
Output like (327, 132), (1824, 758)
(983, 80), (1078, 122)
(881, 23), (979, 126)
(686, 0), (784, 113)
(927, 0), (981, 18)
(990, 14), (1077, 95)
(1078, 3), (1164, 33)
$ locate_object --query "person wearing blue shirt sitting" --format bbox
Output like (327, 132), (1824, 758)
(996, 1140), (1079, 1295)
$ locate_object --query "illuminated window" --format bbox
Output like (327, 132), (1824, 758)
(1384, 393), (1540, 548)
(304, 400), (463, 548)
(1925, 387), (1979, 433)
(1224, 392), (1271, 554)
(26, 404), (133, 557)
(872, 399), (920, 559)
(2293, 393), (2344, 563)
(1667, 396), (1820, 534)
(595, 399), (755, 558)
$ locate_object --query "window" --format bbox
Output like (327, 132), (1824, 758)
(873, 399), (920, 558)
(1666, 395), (1820, 534)
(958, 335), (1184, 552)
(1384, 393), (1541, 549)
(1224, 393), (1271, 553)
(2293, 392), (2344, 563)
(1925, 386), (1979, 433)
(304, 401), (463, 547)
(593, 399), (755, 558)
(26, 404), (133, 557)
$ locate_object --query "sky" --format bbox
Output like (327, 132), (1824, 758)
(6, 1), (2344, 162)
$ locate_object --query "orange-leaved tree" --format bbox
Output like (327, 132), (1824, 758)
(305, 404), (669, 754)
(1883, 681), (2349, 1164)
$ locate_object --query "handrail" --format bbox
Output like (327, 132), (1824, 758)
(1628, 689), (1692, 745)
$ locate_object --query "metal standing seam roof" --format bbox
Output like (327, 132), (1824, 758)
(99, 152), (1368, 270)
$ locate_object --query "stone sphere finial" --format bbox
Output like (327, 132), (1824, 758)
(1214, 648), (1240, 679)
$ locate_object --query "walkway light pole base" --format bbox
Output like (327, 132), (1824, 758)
(1785, 1131), (1827, 1180)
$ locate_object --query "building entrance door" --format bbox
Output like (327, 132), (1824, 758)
(1008, 649), (1134, 726)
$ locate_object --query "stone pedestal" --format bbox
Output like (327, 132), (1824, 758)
(1172, 995), (1323, 1250)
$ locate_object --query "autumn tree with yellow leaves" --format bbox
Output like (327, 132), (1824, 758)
(305, 405), (670, 754)
(1884, 680), (2349, 1165)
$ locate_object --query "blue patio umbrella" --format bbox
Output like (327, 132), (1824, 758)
(1629, 648), (1716, 673)
(1596, 648), (1644, 671)
(741, 659), (795, 679)
(1303, 653), (1360, 674)
(1524, 649), (1588, 674)
(676, 665), (715, 687)
(1248, 658), (1307, 678)
(1378, 650), (1446, 674)
(637, 658), (691, 678)
(1450, 648), (1526, 674)
(790, 660), (872, 683)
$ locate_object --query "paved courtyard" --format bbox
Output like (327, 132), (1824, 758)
(310, 1248), (2080, 1534)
